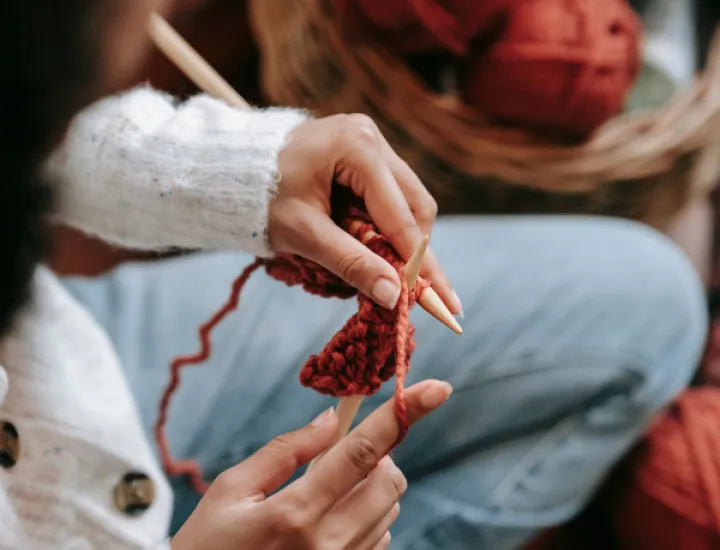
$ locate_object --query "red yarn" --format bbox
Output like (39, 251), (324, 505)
(460, 0), (641, 140)
(154, 202), (428, 493)
(612, 388), (720, 550)
(333, 0), (510, 55)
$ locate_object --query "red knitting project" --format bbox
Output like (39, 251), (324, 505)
(154, 201), (428, 494)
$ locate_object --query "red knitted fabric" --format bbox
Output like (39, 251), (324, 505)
(612, 388), (720, 550)
(460, 0), (641, 140)
(154, 201), (428, 493)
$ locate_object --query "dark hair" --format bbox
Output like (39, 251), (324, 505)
(0, 3), (104, 336)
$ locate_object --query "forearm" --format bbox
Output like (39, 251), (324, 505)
(46, 87), (308, 257)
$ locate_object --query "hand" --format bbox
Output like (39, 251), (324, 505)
(271, 114), (462, 314)
(171, 379), (452, 550)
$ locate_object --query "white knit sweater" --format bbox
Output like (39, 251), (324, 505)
(0, 88), (308, 549)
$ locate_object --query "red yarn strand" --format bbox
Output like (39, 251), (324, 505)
(391, 276), (411, 448)
(154, 259), (263, 494)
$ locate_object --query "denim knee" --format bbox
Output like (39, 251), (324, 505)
(578, 219), (707, 414)
(431, 217), (708, 420)
(393, 219), (709, 526)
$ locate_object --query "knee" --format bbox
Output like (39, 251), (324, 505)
(571, 219), (708, 411)
(434, 216), (707, 422)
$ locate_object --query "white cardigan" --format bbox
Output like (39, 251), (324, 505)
(0, 88), (307, 549)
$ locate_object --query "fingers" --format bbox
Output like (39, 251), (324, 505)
(383, 145), (460, 312)
(384, 151), (436, 236)
(334, 114), (462, 314)
(372, 532), (393, 550)
(281, 379), (452, 516)
(216, 407), (338, 500)
(289, 204), (402, 309)
(360, 505), (398, 550)
(330, 456), (406, 545)
(334, 116), (426, 264)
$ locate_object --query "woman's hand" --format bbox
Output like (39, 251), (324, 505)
(271, 114), (462, 314)
(171, 379), (452, 550)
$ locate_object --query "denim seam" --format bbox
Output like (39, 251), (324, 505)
(451, 350), (648, 395)
(401, 492), (468, 550)
(439, 357), (688, 526)
(424, 355), (666, 526)
(486, 414), (583, 509)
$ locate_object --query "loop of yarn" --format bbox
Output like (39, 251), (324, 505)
(154, 202), (427, 494)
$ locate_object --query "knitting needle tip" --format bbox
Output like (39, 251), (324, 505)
(403, 236), (461, 333)
(418, 288), (463, 334)
(402, 236), (461, 333)
(403, 235), (429, 290)
(349, 222), (459, 333)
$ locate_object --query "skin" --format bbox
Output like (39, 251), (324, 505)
(274, 115), (460, 310)
(102, 1), (462, 314)
(172, 381), (452, 550)
(101, 0), (173, 91)
(39, 1), (459, 547)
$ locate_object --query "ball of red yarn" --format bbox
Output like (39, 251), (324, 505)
(460, 0), (641, 139)
(612, 388), (720, 550)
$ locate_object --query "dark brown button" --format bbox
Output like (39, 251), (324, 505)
(113, 472), (155, 516)
(0, 421), (19, 468)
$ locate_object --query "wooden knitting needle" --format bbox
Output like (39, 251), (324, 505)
(306, 235), (430, 471)
(146, 13), (461, 335)
(350, 223), (462, 334)
(148, 12), (248, 108)
(334, 234), (428, 441)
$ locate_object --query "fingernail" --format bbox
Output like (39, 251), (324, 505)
(420, 381), (453, 409)
(452, 291), (464, 316)
(311, 407), (334, 426)
(371, 278), (401, 309)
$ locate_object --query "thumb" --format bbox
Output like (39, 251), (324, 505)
(222, 407), (339, 499)
(297, 212), (402, 310)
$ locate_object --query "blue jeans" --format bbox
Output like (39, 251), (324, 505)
(62, 216), (707, 550)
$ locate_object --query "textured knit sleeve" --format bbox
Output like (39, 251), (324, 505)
(46, 87), (309, 257)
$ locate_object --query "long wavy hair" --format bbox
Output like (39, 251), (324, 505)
(0, 2), (104, 336)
